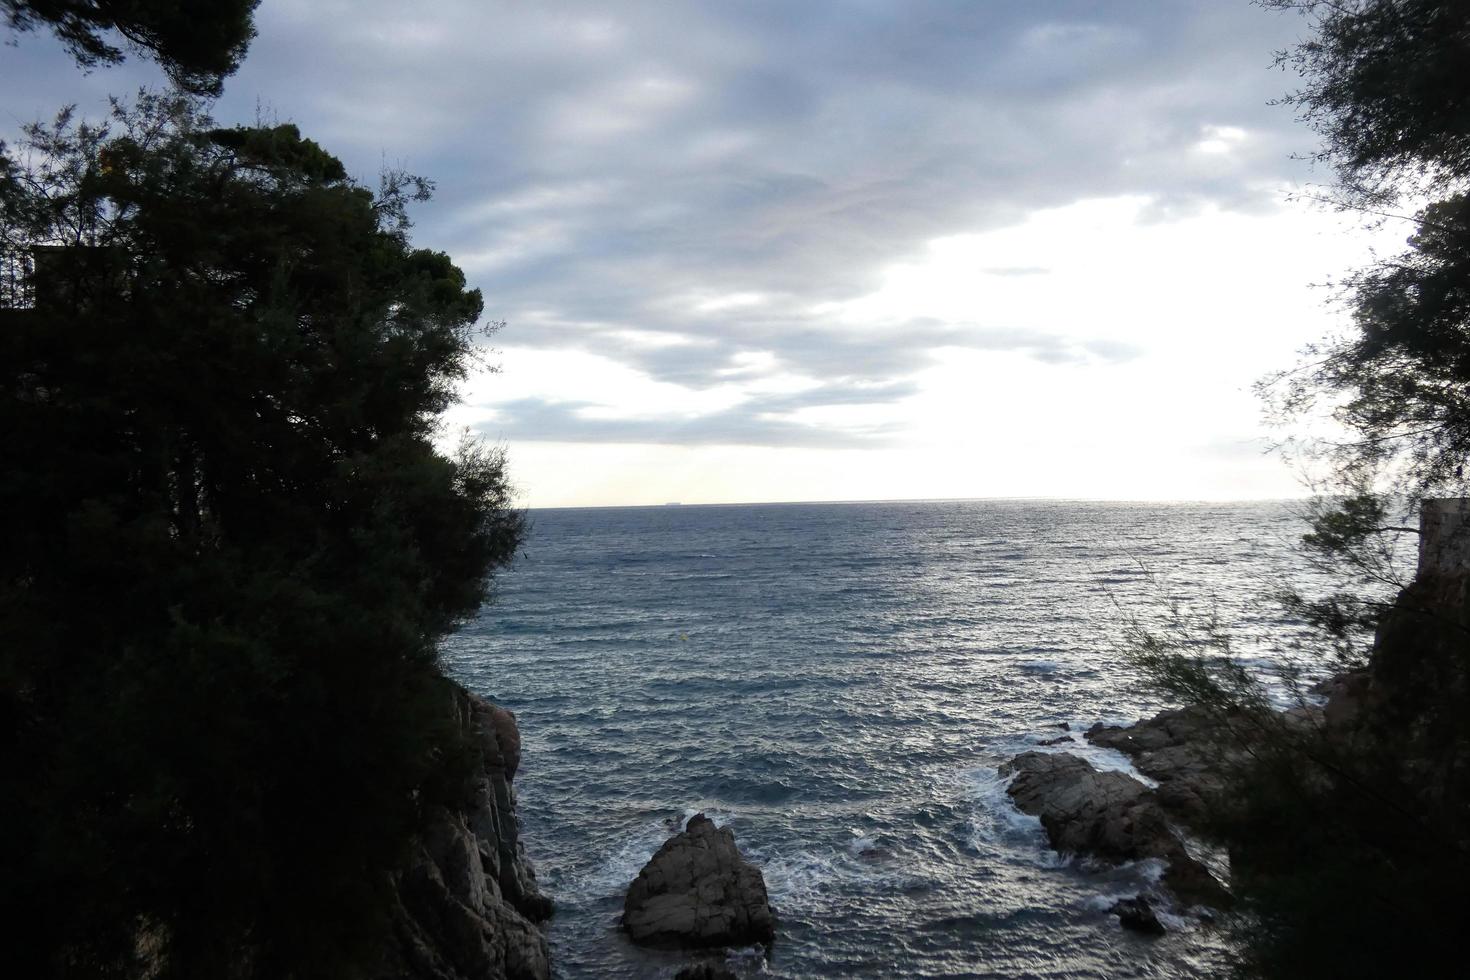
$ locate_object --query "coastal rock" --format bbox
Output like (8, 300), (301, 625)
(999, 751), (1229, 907)
(1001, 752), (1160, 860)
(1314, 669), (1372, 731)
(623, 813), (775, 949)
(674, 962), (739, 980)
(1084, 705), (1246, 822)
(379, 684), (552, 980)
(1110, 896), (1166, 935)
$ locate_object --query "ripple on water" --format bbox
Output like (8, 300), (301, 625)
(447, 500), (1340, 978)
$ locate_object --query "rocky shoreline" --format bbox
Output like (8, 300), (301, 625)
(392, 682), (782, 980)
(426, 664), (1363, 970)
(996, 672), (1372, 933)
(379, 683), (554, 980)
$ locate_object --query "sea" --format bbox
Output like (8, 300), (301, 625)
(441, 499), (1341, 979)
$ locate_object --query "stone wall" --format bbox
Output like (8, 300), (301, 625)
(1419, 497), (1470, 576)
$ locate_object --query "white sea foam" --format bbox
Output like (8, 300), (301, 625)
(961, 766), (1069, 869)
(756, 849), (847, 904)
(753, 844), (909, 909)
(1040, 736), (1159, 788)
(995, 729), (1160, 788)
(564, 824), (666, 902)
(557, 804), (739, 903)
(723, 944), (771, 974)
(845, 829), (879, 857)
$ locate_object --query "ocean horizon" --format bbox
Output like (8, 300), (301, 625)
(521, 495), (1316, 513)
(445, 498), (1334, 978)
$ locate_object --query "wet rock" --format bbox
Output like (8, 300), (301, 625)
(1037, 735), (1072, 746)
(1085, 705), (1247, 823)
(1001, 752), (1154, 858)
(379, 683), (552, 980)
(1315, 668), (1373, 731)
(674, 962), (739, 980)
(1110, 896), (1166, 935)
(999, 751), (1229, 908)
(623, 813), (775, 949)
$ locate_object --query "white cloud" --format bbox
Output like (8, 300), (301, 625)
(2, 0), (1392, 506)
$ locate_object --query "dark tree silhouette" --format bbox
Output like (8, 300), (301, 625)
(1125, 5), (1470, 978)
(1262, 0), (1470, 514)
(3, 0), (259, 94)
(0, 93), (522, 978)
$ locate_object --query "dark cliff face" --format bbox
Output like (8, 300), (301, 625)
(1368, 575), (1470, 731)
(1359, 572), (1470, 818)
(379, 684), (552, 980)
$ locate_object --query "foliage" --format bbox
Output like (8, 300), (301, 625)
(1260, 0), (1470, 517)
(1265, 0), (1470, 206)
(3, 0), (258, 95)
(1124, 586), (1470, 980)
(1120, 4), (1470, 977)
(0, 93), (522, 977)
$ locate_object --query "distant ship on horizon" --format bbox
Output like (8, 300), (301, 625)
(664, 501), (683, 506)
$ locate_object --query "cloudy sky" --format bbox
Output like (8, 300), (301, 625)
(3, 1), (1398, 506)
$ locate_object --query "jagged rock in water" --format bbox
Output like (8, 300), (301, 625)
(1110, 896), (1166, 935)
(674, 962), (740, 980)
(379, 684), (552, 980)
(999, 751), (1229, 908)
(1084, 704), (1249, 823)
(623, 813), (775, 949)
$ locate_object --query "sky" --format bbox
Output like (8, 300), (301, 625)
(2, 1), (1404, 507)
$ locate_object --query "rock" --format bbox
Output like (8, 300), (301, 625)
(1315, 668), (1373, 731)
(1085, 705), (1247, 823)
(1037, 735), (1071, 746)
(1001, 752), (1156, 859)
(1110, 896), (1166, 935)
(674, 962), (739, 980)
(623, 813), (775, 949)
(999, 751), (1229, 908)
(378, 682), (552, 980)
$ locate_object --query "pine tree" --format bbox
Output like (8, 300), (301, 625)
(1, 93), (523, 977)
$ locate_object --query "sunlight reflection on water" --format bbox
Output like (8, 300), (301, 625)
(443, 499), (1360, 978)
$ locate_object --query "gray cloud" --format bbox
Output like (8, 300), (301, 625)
(3, 0), (1313, 446)
(478, 386), (912, 448)
(507, 311), (1141, 394)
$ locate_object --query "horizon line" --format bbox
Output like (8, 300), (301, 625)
(520, 493), (1318, 512)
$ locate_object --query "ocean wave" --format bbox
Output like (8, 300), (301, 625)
(449, 499), (1337, 977)
(960, 767), (1067, 869)
(553, 806), (741, 905)
(753, 843), (919, 909)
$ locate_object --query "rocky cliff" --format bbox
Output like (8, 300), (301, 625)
(377, 683), (553, 980)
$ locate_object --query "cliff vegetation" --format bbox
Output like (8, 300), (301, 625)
(2, 7), (532, 976)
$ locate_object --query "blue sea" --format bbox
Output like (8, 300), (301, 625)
(443, 499), (1330, 979)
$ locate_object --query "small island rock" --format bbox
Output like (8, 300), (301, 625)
(1110, 895), (1166, 935)
(623, 813), (775, 949)
(674, 962), (739, 980)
